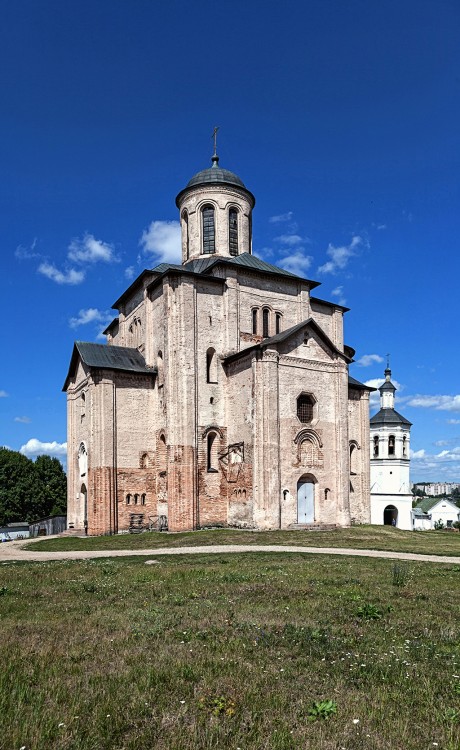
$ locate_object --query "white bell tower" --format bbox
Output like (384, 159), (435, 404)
(369, 364), (413, 530)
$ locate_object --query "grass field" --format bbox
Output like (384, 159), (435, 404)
(1, 551), (460, 749)
(28, 524), (460, 557)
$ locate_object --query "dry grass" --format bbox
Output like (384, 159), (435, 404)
(29, 524), (460, 557)
(1, 552), (460, 749)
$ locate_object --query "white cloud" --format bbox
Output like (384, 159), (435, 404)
(377, 224), (387, 231)
(279, 251), (313, 276)
(125, 266), (136, 280)
(140, 220), (181, 265)
(447, 419), (460, 425)
(20, 439), (67, 460)
(269, 212), (293, 223)
(0, 390), (8, 398)
(14, 416), (31, 424)
(274, 234), (304, 246)
(68, 233), (118, 264)
(331, 286), (346, 306)
(69, 308), (112, 329)
(318, 235), (363, 274)
(405, 395), (460, 412)
(356, 354), (384, 367)
(409, 445), (460, 481)
(410, 449), (426, 459)
(15, 238), (39, 260)
(38, 263), (85, 285)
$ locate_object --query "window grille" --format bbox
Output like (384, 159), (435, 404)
(202, 206), (215, 254)
(229, 209), (238, 256)
(297, 395), (314, 423)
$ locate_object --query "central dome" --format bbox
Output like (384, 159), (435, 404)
(176, 153), (255, 208)
(186, 158), (246, 190)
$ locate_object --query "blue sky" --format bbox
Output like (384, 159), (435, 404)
(1, 0), (459, 482)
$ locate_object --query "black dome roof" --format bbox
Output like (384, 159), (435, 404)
(176, 154), (255, 207)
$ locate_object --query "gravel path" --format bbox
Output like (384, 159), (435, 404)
(1, 538), (460, 565)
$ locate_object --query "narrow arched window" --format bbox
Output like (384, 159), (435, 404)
(206, 348), (217, 383)
(202, 205), (215, 254)
(126, 494), (131, 505)
(252, 308), (258, 335)
(181, 210), (189, 260)
(207, 432), (218, 472)
(275, 313), (282, 335)
(350, 443), (357, 475)
(402, 435), (407, 457)
(388, 435), (395, 456)
(229, 208), (238, 256)
(263, 308), (270, 338)
(134, 494), (139, 505)
(373, 435), (379, 457)
(158, 434), (167, 472)
(157, 351), (164, 387)
(81, 392), (86, 421)
(141, 493), (146, 505)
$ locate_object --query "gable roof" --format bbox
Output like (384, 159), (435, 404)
(348, 375), (376, 392)
(414, 497), (460, 513)
(223, 318), (351, 365)
(63, 342), (156, 391)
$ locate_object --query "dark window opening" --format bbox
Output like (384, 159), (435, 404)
(388, 435), (395, 456)
(206, 348), (217, 383)
(207, 432), (218, 472)
(262, 308), (270, 338)
(202, 206), (215, 254)
(252, 308), (258, 335)
(275, 313), (281, 335)
(297, 394), (314, 423)
(229, 209), (238, 256)
(373, 436), (379, 457)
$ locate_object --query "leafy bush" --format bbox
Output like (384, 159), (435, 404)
(307, 700), (337, 722)
(434, 519), (445, 530)
(357, 603), (382, 620)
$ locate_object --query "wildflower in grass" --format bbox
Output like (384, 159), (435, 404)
(353, 719), (359, 724)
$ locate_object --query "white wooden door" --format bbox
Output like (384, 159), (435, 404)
(297, 480), (314, 524)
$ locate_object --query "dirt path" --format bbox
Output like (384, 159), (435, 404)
(1, 537), (460, 565)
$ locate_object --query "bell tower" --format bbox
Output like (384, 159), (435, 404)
(369, 364), (413, 530)
(175, 147), (255, 264)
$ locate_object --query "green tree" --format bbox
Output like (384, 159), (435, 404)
(0, 448), (67, 525)
(34, 455), (67, 517)
(0, 448), (36, 524)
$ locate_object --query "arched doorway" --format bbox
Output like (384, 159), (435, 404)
(297, 475), (315, 524)
(383, 505), (398, 527)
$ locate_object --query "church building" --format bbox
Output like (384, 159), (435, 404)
(63, 149), (373, 535)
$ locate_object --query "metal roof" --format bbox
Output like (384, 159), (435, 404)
(370, 408), (412, 426)
(181, 252), (320, 285)
(63, 342), (156, 391)
(348, 375), (376, 392)
(415, 497), (460, 513)
(223, 318), (350, 365)
(175, 154), (255, 207)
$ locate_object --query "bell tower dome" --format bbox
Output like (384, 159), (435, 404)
(175, 149), (255, 264)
